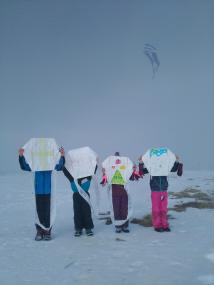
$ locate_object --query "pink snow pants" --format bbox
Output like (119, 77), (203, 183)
(151, 191), (169, 229)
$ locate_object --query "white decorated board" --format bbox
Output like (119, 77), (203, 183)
(65, 146), (98, 179)
(142, 147), (176, 176)
(23, 138), (60, 172)
(102, 156), (133, 185)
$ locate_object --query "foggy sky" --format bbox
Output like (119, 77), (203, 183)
(0, 0), (214, 173)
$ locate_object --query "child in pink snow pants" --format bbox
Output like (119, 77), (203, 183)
(139, 159), (183, 232)
(151, 191), (169, 230)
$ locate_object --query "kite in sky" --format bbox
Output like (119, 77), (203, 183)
(144, 43), (160, 78)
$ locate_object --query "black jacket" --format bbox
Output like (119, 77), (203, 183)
(139, 161), (181, 192)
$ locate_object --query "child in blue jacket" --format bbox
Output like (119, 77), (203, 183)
(63, 167), (97, 237)
(19, 147), (65, 240)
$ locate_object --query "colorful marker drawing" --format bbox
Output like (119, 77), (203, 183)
(150, 148), (167, 157)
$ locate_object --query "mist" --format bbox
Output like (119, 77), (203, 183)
(1, 0), (214, 173)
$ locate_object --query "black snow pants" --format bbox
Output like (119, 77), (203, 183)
(73, 192), (94, 231)
(35, 194), (51, 231)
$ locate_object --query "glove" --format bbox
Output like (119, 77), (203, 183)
(130, 170), (143, 181)
(100, 175), (108, 186)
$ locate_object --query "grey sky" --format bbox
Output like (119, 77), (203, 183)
(0, 0), (214, 173)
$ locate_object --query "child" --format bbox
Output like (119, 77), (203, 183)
(63, 147), (98, 237)
(101, 152), (139, 233)
(63, 168), (95, 236)
(139, 148), (183, 232)
(18, 141), (65, 241)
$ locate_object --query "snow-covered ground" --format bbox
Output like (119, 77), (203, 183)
(0, 170), (214, 285)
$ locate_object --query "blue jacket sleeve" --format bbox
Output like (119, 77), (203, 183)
(55, 156), (65, 171)
(19, 156), (31, 171)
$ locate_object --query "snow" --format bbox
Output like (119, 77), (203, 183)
(0, 170), (214, 285)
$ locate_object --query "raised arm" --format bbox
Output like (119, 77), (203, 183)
(63, 167), (74, 182)
(138, 155), (149, 175)
(170, 155), (180, 172)
(55, 147), (65, 171)
(100, 167), (108, 185)
(129, 164), (143, 181)
(171, 155), (183, 176)
(18, 148), (31, 171)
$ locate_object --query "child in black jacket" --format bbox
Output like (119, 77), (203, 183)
(139, 157), (183, 232)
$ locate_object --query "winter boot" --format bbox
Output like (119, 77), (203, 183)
(43, 230), (52, 241)
(122, 227), (130, 233)
(163, 227), (171, 232)
(86, 229), (94, 236)
(115, 227), (122, 233)
(35, 231), (43, 241)
(74, 230), (82, 237)
(105, 217), (112, 225)
(154, 228), (164, 232)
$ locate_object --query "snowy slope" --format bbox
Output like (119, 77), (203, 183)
(0, 171), (214, 285)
